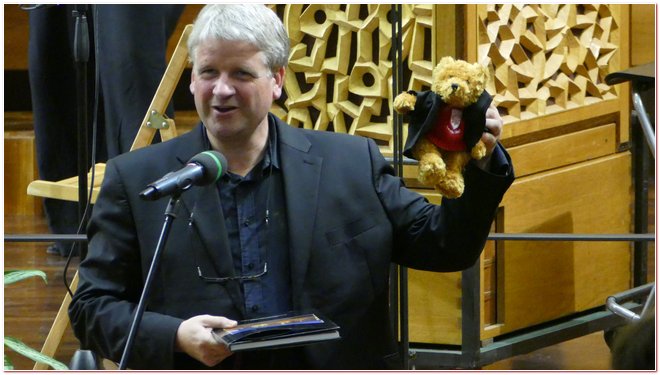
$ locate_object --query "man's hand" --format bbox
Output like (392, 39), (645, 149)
(482, 103), (503, 156)
(175, 315), (238, 367)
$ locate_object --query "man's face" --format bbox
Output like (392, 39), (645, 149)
(190, 39), (284, 145)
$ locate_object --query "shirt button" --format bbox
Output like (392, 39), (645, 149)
(251, 305), (260, 312)
(243, 219), (251, 226)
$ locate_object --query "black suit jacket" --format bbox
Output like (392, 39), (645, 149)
(70, 114), (514, 369)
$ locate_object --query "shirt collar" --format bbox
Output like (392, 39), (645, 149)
(201, 116), (280, 178)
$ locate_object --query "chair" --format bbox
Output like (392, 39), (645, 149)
(30, 24), (192, 371)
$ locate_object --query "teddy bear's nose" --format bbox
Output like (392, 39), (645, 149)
(451, 83), (459, 91)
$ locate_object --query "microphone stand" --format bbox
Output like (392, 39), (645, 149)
(73, 5), (90, 259)
(119, 194), (182, 370)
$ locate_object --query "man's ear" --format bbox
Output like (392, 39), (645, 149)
(272, 66), (286, 100)
(189, 68), (196, 95)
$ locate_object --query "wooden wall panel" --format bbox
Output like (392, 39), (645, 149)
(474, 4), (629, 129)
(498, 153), (632, 332)
(507, 123), (617, 178)
(5, 131), (42, 216)
(4, 5), (29, 70)
(630, 4), (655, 66)
(408, 270), (462, 344)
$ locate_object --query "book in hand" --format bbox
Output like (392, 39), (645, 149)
(211, 312), (340, 352)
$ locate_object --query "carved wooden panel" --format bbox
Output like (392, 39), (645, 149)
(476, 4), (623, 123)
(269, 4), (434, 153)
(268, 4), (627, 150)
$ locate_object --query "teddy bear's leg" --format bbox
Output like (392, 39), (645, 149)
(412, 138), (446, 186)
(471, 140), (487, 160)
(435, 151), (472, 198)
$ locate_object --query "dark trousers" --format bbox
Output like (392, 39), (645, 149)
(28, 5), (184, 247)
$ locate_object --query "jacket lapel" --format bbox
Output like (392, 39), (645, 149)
(275, 118), (322, 309)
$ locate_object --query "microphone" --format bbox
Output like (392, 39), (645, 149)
(139, 151), (228, 201)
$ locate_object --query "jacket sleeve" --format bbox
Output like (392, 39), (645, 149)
(68, 158), (183, 369)
(370, 139), (514, 271)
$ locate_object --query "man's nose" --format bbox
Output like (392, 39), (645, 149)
(213, 75), (236, 96)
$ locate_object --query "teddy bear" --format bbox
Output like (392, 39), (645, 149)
(393, 56), (493, 199)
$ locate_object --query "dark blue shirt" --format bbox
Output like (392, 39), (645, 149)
(205, 124), (292, 319)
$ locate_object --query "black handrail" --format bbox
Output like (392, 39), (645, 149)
(4, 232), (653, 243)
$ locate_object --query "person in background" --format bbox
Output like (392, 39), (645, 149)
(69, 4), (515, 369)
(27, 4), (184, 256)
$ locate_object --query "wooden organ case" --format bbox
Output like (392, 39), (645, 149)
(268, 3), (634, 354)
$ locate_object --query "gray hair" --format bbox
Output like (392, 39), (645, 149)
(188, 4), (290, 71)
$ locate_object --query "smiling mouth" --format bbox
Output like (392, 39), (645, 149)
(213, 105), (237, 114)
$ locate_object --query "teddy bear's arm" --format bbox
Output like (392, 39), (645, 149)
(393, 90), (418, 114)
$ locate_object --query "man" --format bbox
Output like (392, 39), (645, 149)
(69, 4), (514, 370)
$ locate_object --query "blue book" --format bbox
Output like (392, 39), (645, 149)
(211, 312), (341, 352)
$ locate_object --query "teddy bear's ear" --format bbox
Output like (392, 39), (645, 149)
(437, 56), (455, 68)
(473, 62), (489, 81)
(434, 56), (456, 80)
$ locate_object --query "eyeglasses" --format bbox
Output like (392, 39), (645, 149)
(197, 262), (267, 283)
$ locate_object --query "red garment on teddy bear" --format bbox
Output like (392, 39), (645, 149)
(426, 106), (466, 151)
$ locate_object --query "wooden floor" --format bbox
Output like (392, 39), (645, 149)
(6, 213), (652, 370)
(4, 215), (81, 370)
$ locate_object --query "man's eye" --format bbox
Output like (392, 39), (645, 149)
(199, 68), (217, 77)
(234, 70), (255, 80)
